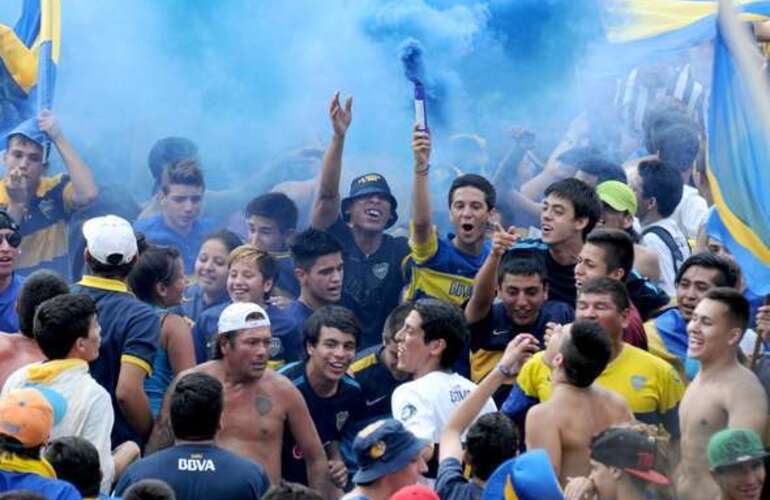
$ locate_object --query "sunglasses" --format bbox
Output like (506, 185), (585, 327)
(0, 232), (22, 248)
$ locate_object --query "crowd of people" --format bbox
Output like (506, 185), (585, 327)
(0, 35), (768, 500)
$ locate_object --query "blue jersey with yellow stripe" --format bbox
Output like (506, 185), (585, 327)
(403, 227), (490, 306)
(72, 275), (160, 447)
(503, 344), (685, 438)
(644, 308), (688, 377)
(0, 174), (73, 278)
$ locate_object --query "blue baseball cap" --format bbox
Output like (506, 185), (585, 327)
(341, 173), (399, 229)
(5, 119), (49, 163)
(482, 449), (564, 500)
(352, 419), (429, 484)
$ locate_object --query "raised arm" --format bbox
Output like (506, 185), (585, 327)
(311, 92), (352, 230)
(440, 334), (539, 462)
(465, 225), (518, 324)
(411, 125), (433, 246)
(285, 383), (334, 498)
(37, 110), (98, 209)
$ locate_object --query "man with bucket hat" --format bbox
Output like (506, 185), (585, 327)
(708, 428), (769, 500)
(342, 418), (430, 500)
(311, 93), (409, 349)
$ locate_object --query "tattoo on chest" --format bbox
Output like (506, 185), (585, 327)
(255, 396), (272, 416)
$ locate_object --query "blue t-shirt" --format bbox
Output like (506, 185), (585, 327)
(193, 301), (300, 368)
(272, 251), (300, 298)
(180, 283), (229, 325)
(0, 470), (81, 499)
(72, 275), (159, 447)
(328, 218), (409, 350)
(436, 457), (483, 500)
(114, 443), (270, 500)
(0, 273), (23, 333)
(134, 215), (218, 274)
(279, 361), (366, 486)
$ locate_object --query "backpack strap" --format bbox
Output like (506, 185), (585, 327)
(642, 225), (685, 274)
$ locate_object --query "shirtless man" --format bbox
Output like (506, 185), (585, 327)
(147, 302), (333, 496)
(526, 319), (632, 484)
(678, 288), (768, 500)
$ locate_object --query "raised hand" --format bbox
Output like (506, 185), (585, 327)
(37, 109), (62, 141)
(329, 92), (352, 138)
(491, 222), (519, 257)
(499, 333), (540, 377)
(412, 124), (431, 172)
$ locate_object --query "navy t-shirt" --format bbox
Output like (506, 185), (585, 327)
(193, 301), (299, 367)
(114, 443), (270, 500)
(272, 251), (300, 298)
(72, 276), (159, 447)
(278, 361), (366, 485)
(327, 218), (409, 349)
(512, 239), (577, 307)
(436, 457), (483, 500)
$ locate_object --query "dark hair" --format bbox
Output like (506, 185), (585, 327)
(643, 105), (693, 156)
(413, 298), (467, 368)
(448, 174), (496, 210)
(675, 253), (739, 289)
(637, 159), (683, 218)
(170, 372), (223, 441)
(128, 245), (181, 305)
(544, 178), (602, 240)
(0, 435), (40, 459)
(17, 270), (69, 338)
(576, 157), (627, 184)
(290, 228), (342, 271)
(466, 412), (517, 480)
(261, 481), (325, 500)
(44, 436), (102, 497)
(213, 309), (269, 360)
(560, 320), (611, 388)
(383, 302), (413, 344)
(245, 192), (299, 232)
(585, 228), (635, 282)
(122, 479), (176, 500)
(702, 287), (750, 332)
(86, 252), (136, 280)
(33, 294), (96, 360)
(579, 277), (630, 312)
(148, 136), (198, 183)
(202, 229), (243, 254)
(161, 158), (205, 193)
(6, 134), (43, 156)
(657, 124), (700, 173)
(497, 251), (547, 286)
(303, 306), (360, 359)
(0, 492), (45, 500)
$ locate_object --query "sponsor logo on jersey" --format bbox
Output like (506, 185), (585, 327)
(178, 457), (216, 472)
(449, 385), (471, 403)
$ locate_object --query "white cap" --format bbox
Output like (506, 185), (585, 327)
(218, 302), (271, 333)
(82, 215), (138, 265)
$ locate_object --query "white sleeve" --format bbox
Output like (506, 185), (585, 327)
(82, 387), (116, 493)
(391, 384), (437, 442)
(641, 233), (676, 296)
(679, 194), (708, 240)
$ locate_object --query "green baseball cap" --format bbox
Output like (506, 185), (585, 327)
(597, 180), (637, 216)
(708, 428), (770, 471)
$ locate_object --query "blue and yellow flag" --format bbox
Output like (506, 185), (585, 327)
(705, 0), (770, 295)
(0, 0), (60, 145)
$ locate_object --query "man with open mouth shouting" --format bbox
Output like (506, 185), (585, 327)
(311, 93), (410, 351)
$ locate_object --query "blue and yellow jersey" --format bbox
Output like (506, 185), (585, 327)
(0, 174), (73, 278)
(403, 225), (490, 306)
(644, 308), (688, 378)
(72, 275), (160, 447)
(503, 344), (685, 437)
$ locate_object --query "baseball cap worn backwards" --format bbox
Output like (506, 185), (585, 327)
(0, 388), (54, 448)
(708, 428), (770, 471)
(591, 428), (670, 485)
(352, 418), (429, 485)
(83, 215), (138, 266)
(218, 302), (271, 333)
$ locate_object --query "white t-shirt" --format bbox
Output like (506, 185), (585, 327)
(641, 217), (691, 297)
(2, 360), (115, 493)
(672, 184), (708, 241)
(391, 371), (497, 444)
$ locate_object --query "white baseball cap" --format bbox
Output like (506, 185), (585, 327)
(82, 215), (138, 265)
(218, 303), (271, 333)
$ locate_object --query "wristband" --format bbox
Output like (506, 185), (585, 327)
(496, 362), (516, 378)
(414, 163), (430, 176)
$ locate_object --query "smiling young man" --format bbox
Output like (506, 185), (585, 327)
(678, 288), (768, 500)
(708, 428), (769, 500)
(465, 232), (573, 387)
(391, 298), (497, 482)
(2, 293), (115, 492)
(311, 94), (409, 349)
(405, 126), (495, 308)
(279, 305), (366, 494)
(134, 159), (217, 274)
(514, 178), (602, 307)
(148, 302), (334, 497)
(644, 253), (739, 377)
(2, 112), (98, 276)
